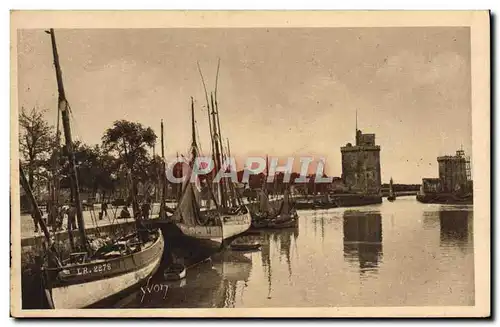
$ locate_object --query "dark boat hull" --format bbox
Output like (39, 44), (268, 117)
(158, 222), (223, 267)
(294, 201), (315, 210)
(44, 229), (164, 309)
(268, 218), (298, 229)
(295, 194), (383, 209)
(250, 218), (273, 229)
(416, 193), (473, 205)
(230, 243), (262, 251)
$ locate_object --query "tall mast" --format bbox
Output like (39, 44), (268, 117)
(213, 93), (228, 207)
(47, 28), (87, 252)
(210, 93), (225, 207)
(214, 58), (221, 103)
(19, 161), (62, 266)
(355, 108), (358, 145)
(19, 162), (52, 245)
(227, 138), (237, 206)
(213, 59), (222, 202)
(355, 108), (358, 133)
(176, 151), (182, 201)
(197, 62), (216, 160)
(264, 154), (269, 193)
(190, 97), (198, 161)
(49, 106), (62, 215)
(160, 119), (167, 217)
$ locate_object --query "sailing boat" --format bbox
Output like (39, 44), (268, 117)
(165, 97), (251, 265)
(250, 156), (278, 229)
(387, 177), (396, 202)
(250, 189), (275, 229)
(27, 29), (165, 309)
(268, 186), (298, 229)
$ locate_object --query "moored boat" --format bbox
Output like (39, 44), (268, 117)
(268, 218), (298, 229)
(164, 263), (187, 281)
(268, 187), (299, 229)
(31, 29), (165, 309)
(230, 242), (262, 251)
(387, 177), (396, 202)
(42, 229), (164, 309)
(416, 192), (473, 204)
(167, 79), (251, 264)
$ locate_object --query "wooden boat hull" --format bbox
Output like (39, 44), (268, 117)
(268, 219), (298, 229)
(251, 219), (270, 229)
(174, 209), (252, 245)
(44, 229), (164, 309)
(250, 211), (278, 229)
(158, 207), (252, 266)
(416, 193), (473, 205)
(230, 243), (261, 251)
(159, 222), (223, 267)
(221, 211), (252, 241)
(294, 201), (314, 210)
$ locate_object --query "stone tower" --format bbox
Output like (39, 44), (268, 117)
(341, 125), (382, 194)
(437, 149), (471, 193)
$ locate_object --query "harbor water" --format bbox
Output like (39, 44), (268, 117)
(105, 196), (474, 308)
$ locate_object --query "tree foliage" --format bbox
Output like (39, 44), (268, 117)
(101, 120), (158, 205)
(18, 106), (55, 192)
(102, 120), (157, 174)
(59, 142), (118, 197)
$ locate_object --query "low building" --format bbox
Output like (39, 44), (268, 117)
(422, 178), (441, 193)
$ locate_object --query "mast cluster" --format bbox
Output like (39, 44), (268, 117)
(196, 60), (240, 210)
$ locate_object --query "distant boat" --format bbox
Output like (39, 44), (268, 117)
(268, 187), (298, 229)
(251, 189), (276, 229)
(250, 156), (279, 229)
(387, 177), (396, 202)
(230, 242), (261, 251)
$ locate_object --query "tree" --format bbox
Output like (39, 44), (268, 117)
(102, 120), (157, 210)
(18, 107), (55, 195)
(102, 120), (157, 170)
(93, 146), (119, 201)
(59, 142), (119, 202)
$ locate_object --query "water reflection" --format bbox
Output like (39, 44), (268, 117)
(260, 232), (272, 299)
(422, 211), (440, 230)
(260, 227), (298, 300)
(277, 229), (295, 279)
(439, 209), (473, 250)
(105, 199), (474, 308)
(343, 211), (383, 275)
(211, 251), (253, 308)
(114, 259), (224, 308)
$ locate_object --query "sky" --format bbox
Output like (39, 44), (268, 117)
(17, 27), (472, 184)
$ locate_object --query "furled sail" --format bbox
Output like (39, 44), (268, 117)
(259, 190), (271, 213)
(278, 188), (290, 220)
(175, 182), (202, 225)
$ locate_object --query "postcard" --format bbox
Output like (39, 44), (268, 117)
(10, 10), (490, 318)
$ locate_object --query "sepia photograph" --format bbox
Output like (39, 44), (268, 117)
(10, 10), (490, 318)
